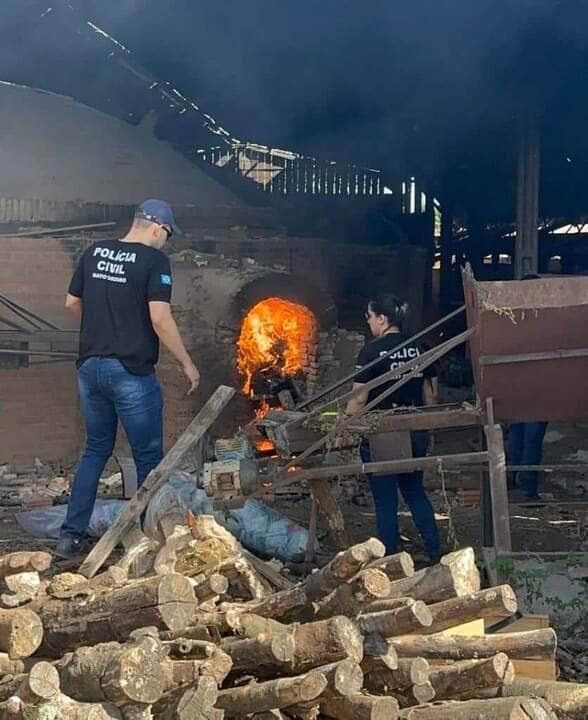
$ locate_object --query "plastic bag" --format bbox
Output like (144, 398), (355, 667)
(17, 499), (128, 539)
(222, 499), (313, 563)
(145, 474), (314, 562)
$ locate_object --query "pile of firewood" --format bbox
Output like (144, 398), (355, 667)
(0, 530), (586, 720)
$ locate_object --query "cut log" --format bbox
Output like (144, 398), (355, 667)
(314, 659), (363, 698)
(115, 527), (159, 579)
(365, 597), (416, 614)
(161, 639), (232, 685)
(357, 601), (432, 637)
(160, 625), (212, 642)
(364, 658), (430, 693)
(494, 678), (588, 720)
(0, 662), (60, 704)
(216, 671), (328, 715)
(47, 569), (128, 600)
(193, 574), (229, 603)
(409, 681), (436, 705)
(425, 585), (518, 635)
(223, 632), (296, 678)
(308, 478), (348, 549)
(397, 696), (558, 719)
(222, 585), (308, 622)
(19, 661), (60, 703)
(153, 676), (220, 720)
(238, 614), (288, 639)
(386, 548), (480, 604)
(224, 615), (363, 679)
(4, 573), (40, 595)
(154, 527), (191, 576)
(78, 385), (235, 578)
(20, 693), (124, 720)
(58, 634), (167, 706)
(0, 696), (23, 718)
(241, 550), (293, 593)
(313, 569), (391, 620)
(192, 609), (243, 636)
(304, 539), (385, 602)
(35, 573), (197, 656)
(391, 628), (557, 660)
(320, 693), (400, 720)
(361, 633), (399, 673)
(47, 573), (90, 600)
(221, 556), (269, 600)
(0, 653), (24, 676)
(0, 552), (51, 579)
(291, 616), (363, 669)
(0, 608), (43, 659)
(368, 552), (415, 581)
(428, 654), (515, 700)
(394, 681), (436, 708)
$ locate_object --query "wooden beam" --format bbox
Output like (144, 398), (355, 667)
(78, 385), (235, 578)
(480, 348), (588, 365)
(349, 407), (484, 433)
(484, 400), (512, 552)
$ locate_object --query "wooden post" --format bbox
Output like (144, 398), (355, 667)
(78, 385), (235, 578)
(484, 398), (512, 552)
(515, 111), (540, 278)
(308, 479), (348, 550)
(304, 495), (319, 563)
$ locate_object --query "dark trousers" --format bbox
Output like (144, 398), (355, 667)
(360, 432), (440, 558)
(61, 357), (164, 539)
(507, 421), (548, 498)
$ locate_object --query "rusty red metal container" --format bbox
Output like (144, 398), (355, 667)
(463, 265), (588, 422)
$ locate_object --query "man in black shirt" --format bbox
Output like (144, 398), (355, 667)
(346, 293), (441, 562)
(57, 199), (200, 558)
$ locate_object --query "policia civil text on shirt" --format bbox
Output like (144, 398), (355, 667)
(345, 293), (441, 563)
(57, 199), (200, 559)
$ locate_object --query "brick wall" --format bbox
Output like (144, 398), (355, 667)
(0, 236), (81, 466)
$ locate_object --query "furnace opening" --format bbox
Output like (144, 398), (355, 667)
(237, 297), (318, 411)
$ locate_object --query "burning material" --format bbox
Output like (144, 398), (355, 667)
(237, 297), (318, 402)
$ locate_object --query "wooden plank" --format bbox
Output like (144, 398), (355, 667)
(309, 479), (348, 550)
(441, 619), (485, 637)
(486, 614), (556, 680)
(484, 400), (512, 552)
(78, 385), (235, 578)
(511, 658), (557, 680)
(480, 347), (588, 365)
(358, 407), (484, 432)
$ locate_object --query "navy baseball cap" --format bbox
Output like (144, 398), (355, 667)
(136, 199), (182, 235)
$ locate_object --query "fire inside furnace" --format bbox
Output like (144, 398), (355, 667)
(237, 297), (318, 412)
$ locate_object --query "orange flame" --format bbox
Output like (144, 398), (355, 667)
(237, 297), (318, 401)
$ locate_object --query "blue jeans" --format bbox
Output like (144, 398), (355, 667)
(360, 432), (440, 558)
(61, 357), (164, 540)
(508, 422), (548, 498)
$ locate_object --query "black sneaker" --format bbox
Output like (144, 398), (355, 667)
(54, 535), (87, 560)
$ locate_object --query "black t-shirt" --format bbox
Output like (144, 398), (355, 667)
(68, 239), (172, 375)
(355, 332), (435, 409)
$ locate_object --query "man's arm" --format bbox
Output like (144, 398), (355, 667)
(65, 293), (82, 320)
(149, 301), (200, 395)
(345, 383), (370, 416)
